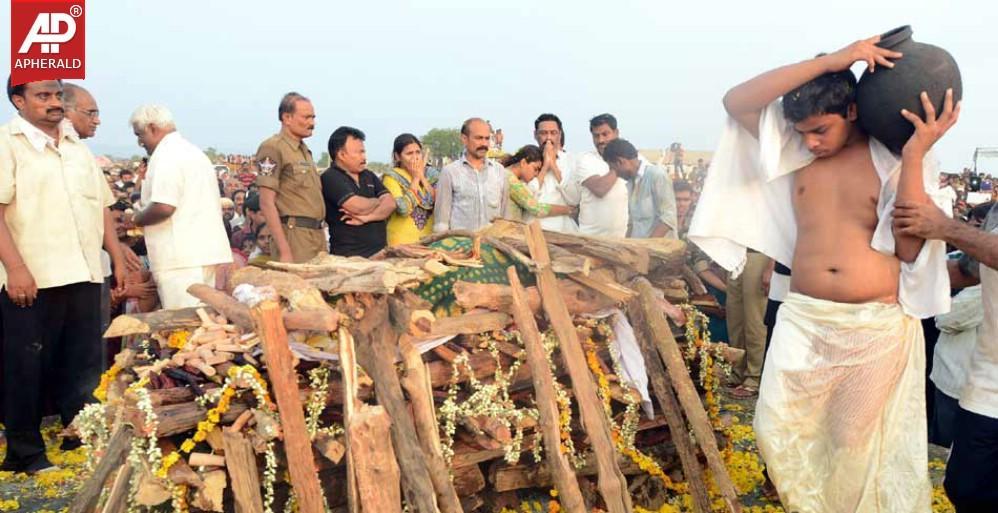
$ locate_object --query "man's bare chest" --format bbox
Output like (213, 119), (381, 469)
(792, 158), (881, 228)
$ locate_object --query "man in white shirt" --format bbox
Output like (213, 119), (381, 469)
(569, 114), (628, 237)
(938, 174), (959, 213)
(531, 113), (579, 232)
(0, 78), (126, 472)
(130, 105), (232, 309)
(894, 201), (998, 511)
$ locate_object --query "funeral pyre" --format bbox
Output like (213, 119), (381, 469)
(67, 220), (747, 513)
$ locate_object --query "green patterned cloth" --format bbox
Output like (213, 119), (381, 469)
(414, 236), (535, 316)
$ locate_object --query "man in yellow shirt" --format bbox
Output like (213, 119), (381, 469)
(0, 77), (125, 472)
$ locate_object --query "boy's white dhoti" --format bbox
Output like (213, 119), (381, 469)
(755, 292), (931, 513)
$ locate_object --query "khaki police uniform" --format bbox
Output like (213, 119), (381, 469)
(254, 132), (327, 262)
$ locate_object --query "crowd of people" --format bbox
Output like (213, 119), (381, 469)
(2, 33), (998, 511)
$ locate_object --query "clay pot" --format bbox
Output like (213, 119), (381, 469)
(856, 25), (962, 155)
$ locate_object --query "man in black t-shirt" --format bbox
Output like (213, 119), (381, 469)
(320, 126), (395, 257)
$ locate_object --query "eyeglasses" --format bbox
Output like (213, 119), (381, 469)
(76, 108), (100, 119)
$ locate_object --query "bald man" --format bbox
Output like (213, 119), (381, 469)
(62, 83), (101, 139)
(433, 117), (508, 232)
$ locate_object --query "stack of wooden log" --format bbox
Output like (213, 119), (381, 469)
(69, 220), (744, 513)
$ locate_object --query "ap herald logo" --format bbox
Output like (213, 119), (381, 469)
(10, 0), (86, 86)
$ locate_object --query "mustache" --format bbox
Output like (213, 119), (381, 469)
(476, 146), (488, 151)
(47, 108), (64, 114)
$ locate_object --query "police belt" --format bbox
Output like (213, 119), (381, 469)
(280, 216), (325, 230)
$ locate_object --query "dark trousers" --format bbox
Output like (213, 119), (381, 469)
(928, 389), (960, 448)
(944, 406), (998, 512)
(0, 282), (102, 469)
(763, 298), (782, 357)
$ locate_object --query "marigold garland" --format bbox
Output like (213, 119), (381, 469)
(93, 363), (122, 403)
(157, 365), (271, 479)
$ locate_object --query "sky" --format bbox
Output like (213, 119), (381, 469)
(2, 0), (995, 171)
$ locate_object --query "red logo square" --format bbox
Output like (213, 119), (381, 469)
(10, 0), (86, 86)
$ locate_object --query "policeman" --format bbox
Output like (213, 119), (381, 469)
(254, 92), (326, 263)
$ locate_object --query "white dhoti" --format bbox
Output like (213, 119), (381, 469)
(754, 292), (931, 513)
(153, 265), (218, 310)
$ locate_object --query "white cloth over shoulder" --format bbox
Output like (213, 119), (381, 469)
(689, 101), (951, 318)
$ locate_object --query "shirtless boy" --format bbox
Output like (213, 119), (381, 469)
(721, 36), (959, 512)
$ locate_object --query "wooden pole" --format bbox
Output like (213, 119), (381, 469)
(69, 425), (133, 513)
(350, 404), (403, 513)
(626, 299), (711, 513)
(353, 297), (440, 513)
(506, 267), (587, 513)
(523, 221), (632, 513)
(250, 300), (325, 513)
(99, 464), (133, 513)
(400, 337), (465, 513)
(222, 430), (265, 513)
(633, 278), (741, 513)
(339, 328), (360, 513)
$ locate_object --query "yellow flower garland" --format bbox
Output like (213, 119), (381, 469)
(92, 363), (122, 403)
(156, 365), (268, 479)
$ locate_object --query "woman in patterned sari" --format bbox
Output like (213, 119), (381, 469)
(502, 145), (576, 222)
(382, 133), (438, 246)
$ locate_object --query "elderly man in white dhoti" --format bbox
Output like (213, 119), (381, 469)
(689, 35), (960, 512)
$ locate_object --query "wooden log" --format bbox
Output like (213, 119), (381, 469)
(415, 311), (511, 341)
(250, 300), (325, 513)
(627, 299), (711, 513)
(567, 270), (636, 304)
(524, 221), (632, 513)
(222, 428), (263, 513)
(489, 456), (644, 493)
(494, 218), (650, 273)
(338, 328), (360, 513)
(188, 284), (254, 330)
(233, 267), (329, 310)
(453, 280), (616, 316)
(189, 452), (226, 467)
(353, 297), (439, 513)
(69, 425), (133, 513)
(633, 278), (741, 513)
(400, 337), (464, 513)
(106, 305), (338, 339)
(389, 292), (436, 338)
(452, 464), (486, 497)
(99, 464), (133, 513)
(125, 399), (250, 438)
(282, 308), (340, 332)
(104, 308), (203, 338)
(506, 267), (587, 513)
(349, 404), (402, 513)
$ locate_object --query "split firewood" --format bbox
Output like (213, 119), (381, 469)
(223, 430), (265, 513)
(415, 311), (511, 342)
(314, 433), (346, 465)
(524, 221), (632, 513)
(353, 297), (439, 513)
(69, 425), (133, 513)
(100, 464), (133, 513)
(191, 470), (226, 512)
(250, 300), (325, 513)
(348, 404), (403, 513)
(134, 470), (172, 506)
(506, 267), (586, 513)
(189, 452), (226, 467)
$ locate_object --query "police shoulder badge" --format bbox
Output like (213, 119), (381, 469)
(258, 157), (277, 176)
